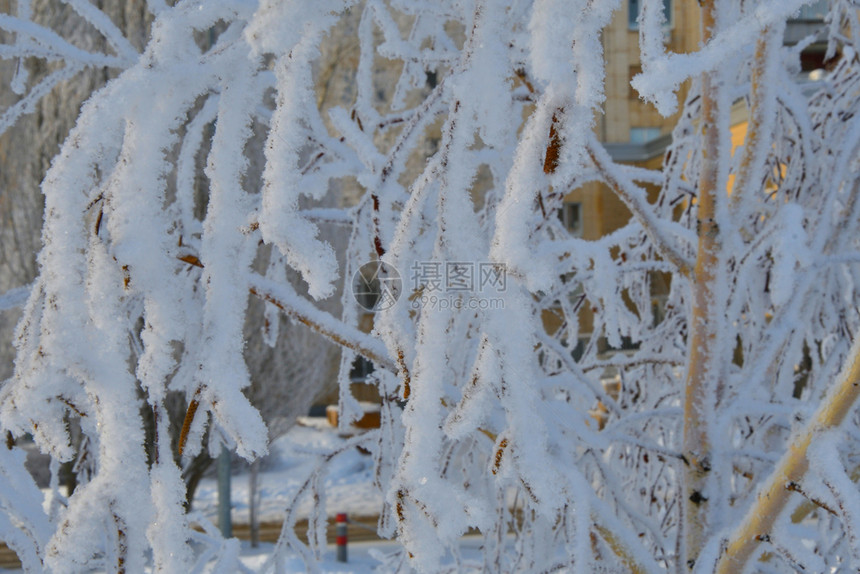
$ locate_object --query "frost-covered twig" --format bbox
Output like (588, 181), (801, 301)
(248, 274), (394, 372)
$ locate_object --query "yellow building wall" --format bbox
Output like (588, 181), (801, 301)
(727, 99), (750, 194)
(553, 1), (711, 344)
(602, 0), (703, 143)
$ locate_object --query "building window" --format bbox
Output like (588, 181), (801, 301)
(629, 0), (672, 29)
(796, 0), (827, 20)
(350, 356), (375, 382)
(630, 127), (662, 144)
(558, 202), (582, 236)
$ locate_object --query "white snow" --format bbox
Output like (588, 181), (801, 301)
(193, 424), (382, 526)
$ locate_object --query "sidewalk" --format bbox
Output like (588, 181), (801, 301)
(0, 516), (384, 571)
(231, 514), (382, 545)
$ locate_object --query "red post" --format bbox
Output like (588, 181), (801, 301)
(336, 513), (348, 562)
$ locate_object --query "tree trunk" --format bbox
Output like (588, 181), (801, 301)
(682, 0), (724, 569)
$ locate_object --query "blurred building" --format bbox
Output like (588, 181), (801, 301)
(341, 0), (833, 406)
(550, 0), (831, 353)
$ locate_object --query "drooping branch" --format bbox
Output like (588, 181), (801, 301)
(248, 274), (395, 372)
(176, 252), (394, 371)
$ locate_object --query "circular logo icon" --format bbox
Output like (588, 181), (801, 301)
(352, 261), (402, 312)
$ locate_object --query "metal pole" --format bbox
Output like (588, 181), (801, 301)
(217, 446), (232, 538)
(249, 458), (259, 547)
(336, 513), (348, 562)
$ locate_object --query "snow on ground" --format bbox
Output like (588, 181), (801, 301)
(0, 421), (391, 573)
(0, 421), (547, 573)
(0, 420), (509, 573)
(193, 419), (384, 524)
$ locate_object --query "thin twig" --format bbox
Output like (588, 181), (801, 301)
(786, 481), (838, 516)
(248, 274), (395, 372)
